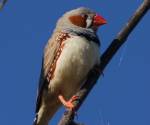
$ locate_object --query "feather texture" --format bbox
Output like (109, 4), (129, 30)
(33, 7), (106, 125)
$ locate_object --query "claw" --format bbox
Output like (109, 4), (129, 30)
(58, 95), (79, 111)
(64, 101), (74, 110)
(70, 95), (79, 102)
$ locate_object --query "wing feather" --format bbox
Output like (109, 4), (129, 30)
(35, 32), (61, 113)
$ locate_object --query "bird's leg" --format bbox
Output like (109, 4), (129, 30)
(58, 95), (79, 110)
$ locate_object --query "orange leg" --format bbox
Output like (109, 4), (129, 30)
(58, 95), (79, 110)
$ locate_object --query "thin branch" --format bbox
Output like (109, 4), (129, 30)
(58, 0), (150, 125)
(0, 0), (7, 10)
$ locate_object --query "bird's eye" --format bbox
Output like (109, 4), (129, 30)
(81, 14), (88, 19)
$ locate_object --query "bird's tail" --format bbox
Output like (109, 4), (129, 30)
(33, 103), (60, 125)
(33, 113), (39, 125)
(33, 112), (49, 125)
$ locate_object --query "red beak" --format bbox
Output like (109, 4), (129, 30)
(93, 14), (107, 27)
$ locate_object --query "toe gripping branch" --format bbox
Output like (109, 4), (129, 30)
(58, 95), (80, 111)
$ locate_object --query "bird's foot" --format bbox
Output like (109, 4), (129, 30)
(58, 95), (79, 111)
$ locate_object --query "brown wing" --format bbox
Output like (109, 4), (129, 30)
(35, 32), (61, 113)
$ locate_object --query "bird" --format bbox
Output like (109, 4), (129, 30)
(33, 7), (107, 125)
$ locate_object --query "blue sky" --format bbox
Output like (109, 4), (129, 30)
(0, 0), (150, 125)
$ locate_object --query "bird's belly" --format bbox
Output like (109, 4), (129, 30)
(49, 36), (100, 99)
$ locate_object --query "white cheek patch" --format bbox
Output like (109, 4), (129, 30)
(86, 17), (92, 28)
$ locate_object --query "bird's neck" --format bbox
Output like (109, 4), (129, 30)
(61, 27), (100, 46)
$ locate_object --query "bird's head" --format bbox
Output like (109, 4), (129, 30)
(56, 7), (107, 32)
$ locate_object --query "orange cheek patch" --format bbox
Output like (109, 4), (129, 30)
(69, 15), (86, 28)
(46, 32), (71, 82)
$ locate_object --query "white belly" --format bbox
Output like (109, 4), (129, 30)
(49, 36), (100, 99)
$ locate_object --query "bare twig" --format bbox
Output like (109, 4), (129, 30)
(0, 0), (7, 10)
(58, 0), (150, 125)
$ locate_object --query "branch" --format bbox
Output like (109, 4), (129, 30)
(58, 1), (150, 125)
(0, 0), (7, 11)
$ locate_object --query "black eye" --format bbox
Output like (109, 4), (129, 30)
(81, 14), (88, 19)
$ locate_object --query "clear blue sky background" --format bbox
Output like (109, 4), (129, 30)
(0, 0), (149, 125)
